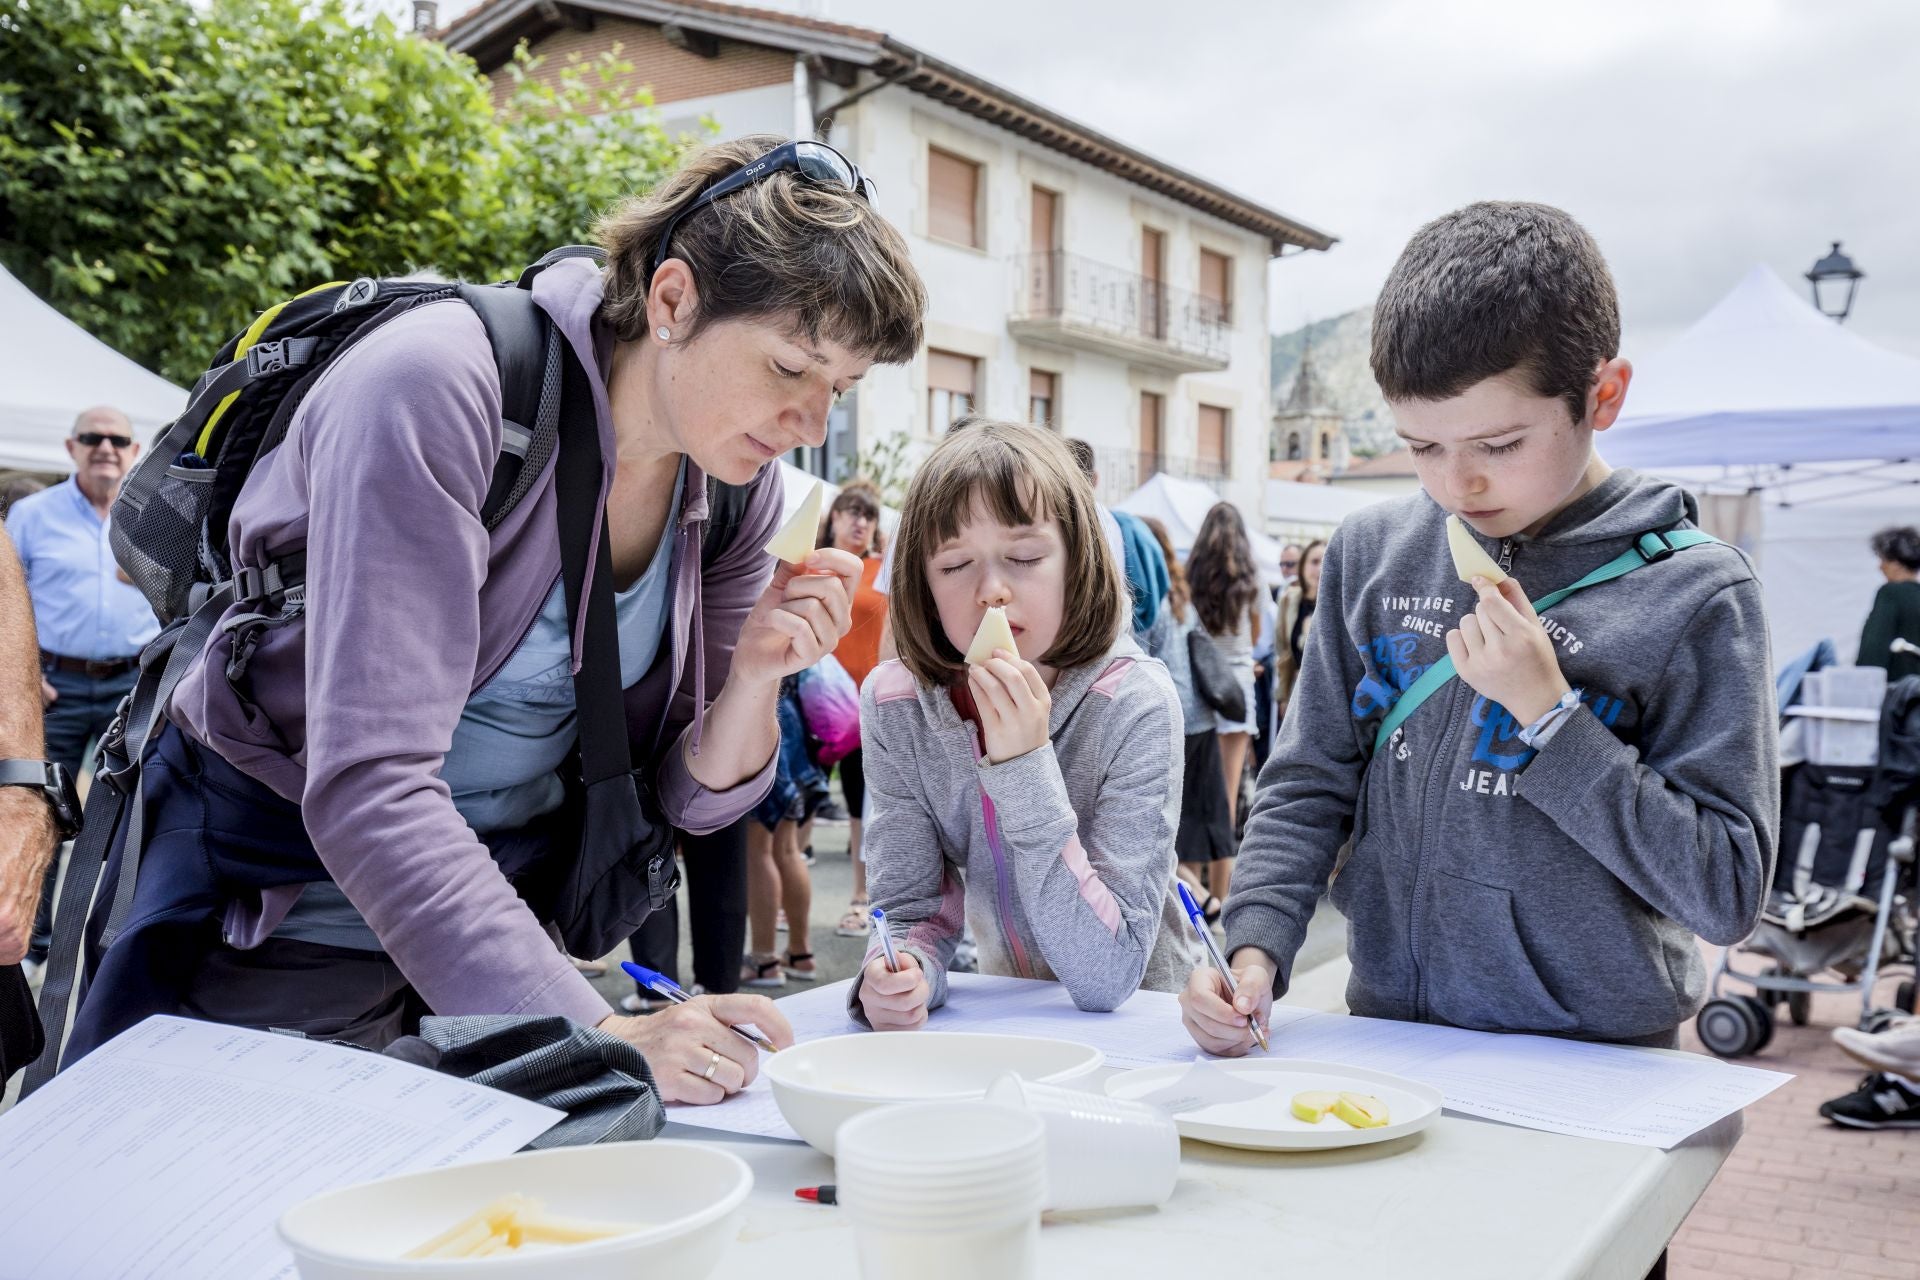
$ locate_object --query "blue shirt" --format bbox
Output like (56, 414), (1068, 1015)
(274, 461), (684, 950)
(4, 477), (160, 661)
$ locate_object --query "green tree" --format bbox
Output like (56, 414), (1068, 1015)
(0, 0), (697, 385)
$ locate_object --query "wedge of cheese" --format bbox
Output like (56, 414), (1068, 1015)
(764, 480), (825, 564)
(1445, 514), (1507, 586)
(1330, 1091), (1391, 1129)
(1290, 1090), (1342, 1124)
(963, 606), (1017, 666)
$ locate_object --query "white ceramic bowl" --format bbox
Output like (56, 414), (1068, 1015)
(763, 1032), (1104, 1154)
(276, 1141), (752, 1279)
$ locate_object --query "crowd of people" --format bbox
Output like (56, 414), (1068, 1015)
(1, 137), (1919, 1159)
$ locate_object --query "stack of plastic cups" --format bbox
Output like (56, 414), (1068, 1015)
(986, 1073), (1180, 1211)
(834, 1102), (1047, 1280)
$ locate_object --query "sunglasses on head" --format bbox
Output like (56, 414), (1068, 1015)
(652, 140), (876, 276)
(75, 432), (134, 449)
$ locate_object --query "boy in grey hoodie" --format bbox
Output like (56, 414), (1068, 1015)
(1185, 203), (1777, 1052)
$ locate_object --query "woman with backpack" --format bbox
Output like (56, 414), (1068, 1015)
(57, 135), (927, 1106)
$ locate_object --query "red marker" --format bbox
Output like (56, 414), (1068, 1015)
(793, 1185), (838, 1205)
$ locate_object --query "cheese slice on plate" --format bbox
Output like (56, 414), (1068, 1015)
(963, 606), (1017, 666)
(765, 481), (825, 564)
(1445, 514), (1507, 585)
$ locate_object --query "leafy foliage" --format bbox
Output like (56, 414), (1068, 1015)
(0, 0), (701, 384)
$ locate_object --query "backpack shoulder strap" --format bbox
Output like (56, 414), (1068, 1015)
(1368, 528), (1719, 755)
(456, 282), (555, 530)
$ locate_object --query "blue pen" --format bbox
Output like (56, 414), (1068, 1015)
(1176, 882), (1269, 1053)
(619, 961), (780, 1054)
(870, 907), (901, 972)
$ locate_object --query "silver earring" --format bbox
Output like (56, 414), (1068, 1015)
(656, 327), (671, 342)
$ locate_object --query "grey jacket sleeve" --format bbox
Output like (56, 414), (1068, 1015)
(847, 686), (967, 1024)
(1517, 577), (1778, 945)
(976, 667), (1184, 1012)
(1223, 532), (1369, 993)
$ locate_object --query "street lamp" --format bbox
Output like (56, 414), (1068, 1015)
(1806, 241), (1864, 323)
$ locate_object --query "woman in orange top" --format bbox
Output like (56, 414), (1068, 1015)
(819, 481), (889, 936)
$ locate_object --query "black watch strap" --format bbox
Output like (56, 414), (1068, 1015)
(0, 758), (83, 840)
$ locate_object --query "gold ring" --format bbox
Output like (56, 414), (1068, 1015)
(702, 1051), (722, 1082)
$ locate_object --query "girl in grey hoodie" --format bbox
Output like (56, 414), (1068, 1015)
(852, 422), (1192, 1028)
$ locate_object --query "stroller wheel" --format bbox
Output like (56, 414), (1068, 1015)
(1787, 990), (1813, 1026)
(1738, 995), (1777, 1051)
(1697, 998), (1765, 1057)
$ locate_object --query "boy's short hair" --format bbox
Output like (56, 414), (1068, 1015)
(889, 420), (1123, 687)
(1371, 201), (1620, 426)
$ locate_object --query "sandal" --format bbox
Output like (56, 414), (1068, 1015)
(741, 954), (786, 989)
(837, 899), (872, 938)
(783, 950), (818, 982)
(1202, 894), (1224, 925)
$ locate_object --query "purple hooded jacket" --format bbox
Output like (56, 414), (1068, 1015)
(165, 259), (781, 1028)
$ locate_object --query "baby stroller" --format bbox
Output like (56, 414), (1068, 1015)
(1695, 657), (1920, 1058)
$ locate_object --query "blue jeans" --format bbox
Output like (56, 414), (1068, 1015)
(27, 662), (136, 963)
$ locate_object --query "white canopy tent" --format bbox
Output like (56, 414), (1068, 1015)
(1602, 265), (1920, 477)
(1264, 477), (1395, 539)
(1115, 472), (1297, 583)
(1601, 266), (1920, 666)
(0, 264), (186, 472)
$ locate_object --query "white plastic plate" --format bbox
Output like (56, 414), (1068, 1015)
(1105, 1058), (1443, 1152)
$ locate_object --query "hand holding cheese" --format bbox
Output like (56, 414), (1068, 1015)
(1446, 514), (1507, 585)
(1443, 540), (1572, 727)
(764, 480), (825, 565)
(963, 606), (1017, 666)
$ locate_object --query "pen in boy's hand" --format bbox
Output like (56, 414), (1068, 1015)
(618, 961), (780, 1054)
(1175, 882), (1269, 1053)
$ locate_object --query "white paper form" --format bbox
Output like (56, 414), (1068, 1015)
(0, 1016), (562, 1280)
(1264, 1012), (1792, 1148)
(664, 974), (1286, 1141)
(666, 974), (1789, 1149)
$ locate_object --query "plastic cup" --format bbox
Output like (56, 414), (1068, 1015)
(986, 1072), (1180, 1211)
(835, 1102), (1045, 1280)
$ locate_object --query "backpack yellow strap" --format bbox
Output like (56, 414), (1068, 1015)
(194, 281), (347, 458)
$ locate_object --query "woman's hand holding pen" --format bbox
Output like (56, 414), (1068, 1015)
(1179, 947), (1276, 1057)
(597, 994), (796, 1104)
(859, 951), (930, 1031)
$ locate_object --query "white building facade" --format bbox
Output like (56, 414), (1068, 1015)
(443, 0), (1333, 521)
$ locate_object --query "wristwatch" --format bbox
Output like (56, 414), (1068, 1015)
(0, 759), (83, 840)
(1517, 687), (1584, 750)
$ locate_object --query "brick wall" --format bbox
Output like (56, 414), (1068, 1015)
(480, 17), (794, 111)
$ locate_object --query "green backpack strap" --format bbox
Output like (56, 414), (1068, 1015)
(1369, 528), (1719, 755)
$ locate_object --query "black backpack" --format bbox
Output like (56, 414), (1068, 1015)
(27, 247), (749, 1091)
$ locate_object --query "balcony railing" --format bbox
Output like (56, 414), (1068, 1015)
(1091, 447), (1229, 505)
(1010, 251), (1232, 371)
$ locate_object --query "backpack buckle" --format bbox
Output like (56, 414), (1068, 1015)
(247, 341), (292, 376)
(233, 565), (269, 602)
(244, 337), (317, 378)
(1635, 532), (1676, 564)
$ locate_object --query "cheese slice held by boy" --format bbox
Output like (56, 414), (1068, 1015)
(964, 606), (1017, 666)
(1445, 514), (1507, 586)
(764, 480), (825, 565)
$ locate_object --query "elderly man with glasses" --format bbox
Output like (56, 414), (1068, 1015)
(2, 406), (159, 982)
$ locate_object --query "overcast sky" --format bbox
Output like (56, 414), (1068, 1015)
(441, 0), (1920, 359)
